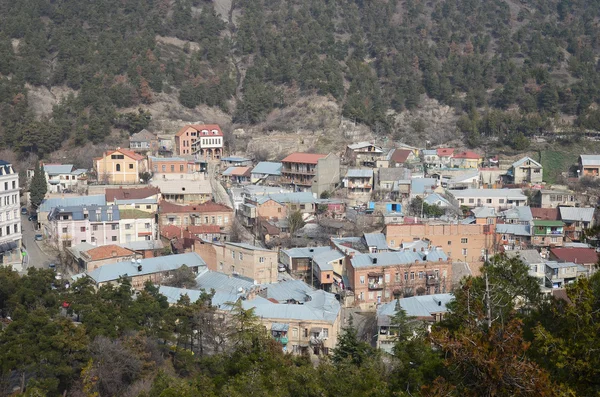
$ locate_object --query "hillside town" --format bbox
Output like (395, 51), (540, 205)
(2, 123), (599, 358)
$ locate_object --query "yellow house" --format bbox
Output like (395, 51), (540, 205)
(94, 148), (147, 184)
(450, 151), (481, 169)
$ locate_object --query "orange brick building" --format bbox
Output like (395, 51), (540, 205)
(174, 124), (223, 159)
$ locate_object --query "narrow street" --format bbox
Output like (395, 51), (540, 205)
(20, 214), (57, 270)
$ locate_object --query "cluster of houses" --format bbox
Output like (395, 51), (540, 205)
(4, 123), (600, 357)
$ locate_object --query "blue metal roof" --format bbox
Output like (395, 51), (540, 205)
(251, 161), (282, 176)
(195, 268), (256, 294)
(312, 249), (345, 272)
(158, 285), (239, 308)
(495, 223), (531, 236)
(364, 233), (389, 250)
(87, 252), (206, 283)
(44, 164), (75, 175)
(282, 246), (332, 259)
(227, 242), (271, 252)
(39, 195), (106, 213)
(221, 156), (250, 162)
(242, 289), (341, 324)
(378, 293), (454, 319)
(351, 249), (448, 269)
(411, 178), (438, 195)
(346, 168), (373, 178)
(48, 205), (120, 222)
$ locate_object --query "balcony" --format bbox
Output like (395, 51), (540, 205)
(281, 168), (316, 176)
(273, 336), (288, 345)
(426, 276), (440, 286)
(280, 177), (313, 186)
(368, 283), (384, 290)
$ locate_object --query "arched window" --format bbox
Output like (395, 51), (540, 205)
(116, 164), (121, 171)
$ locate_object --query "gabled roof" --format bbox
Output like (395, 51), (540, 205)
(550, 247), (599, 264)
(512, 156), (542, 169)
(390, 149), (413, 164)
(351, 250), (448, 269)
(160, 224), (221, 239)
(255, 192), (316, 205)
(281, 152), (327, 164)
(223, 166), (251, 177)
(378, 293), (453, 323)
(129, 129), (156, 142)
(313, 249), (345, 271)
(579, 155), (600, 166)
(87, 252), (206, 283)
(251, 162), (282, 176)
(347, 142), (383, 152)
(424, 193), (451, 207)
(500, 206), (533, 222)
(453, 151), (480, 160)
(472, 207), (496, 218)
(100, 148), (145, 161)
(505, 249), (544, 265)
(43, 164), (75, 175)
(106, 186), (160, 202)
(81, 245), (134, 261)
(0, 160), (14, 175)
(282, 246), (332, 259)
(195, 268), (255, 294)
(176, 124), (223, 137)
(436, 148), (454, 157)
(531, 207), (560, 221)
(559, 207), (595, 222)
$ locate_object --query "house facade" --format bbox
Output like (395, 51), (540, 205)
(448, 188), (527, 210)
(0, 160), (21, 266)
(347, 250), (453, 307)
(532, 220), (564, 247)
(344, 169), (374, 198)
(174, 124), (224, 159)
(94, 148), (147, 184)
(384, 223), (495, 266)
(280, 152), (340, 196)
(47, 205), (121, 250)
(148, 156), (206, 176)
(119, 209), (158, 244)
(129, 129), (158, 153)
(510, 157), (543, 184)
(159, 201), (233, 231)
(559, 207), (595, 241)
(450, 151), (481, 168)
(345, 142), (385, 167)
(579, 155), (600, 178)
(151, 179), (212, 204)
(194, 240), (278, 284)
(27, 164), (88, 193)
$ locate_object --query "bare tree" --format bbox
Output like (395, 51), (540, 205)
(89, 337), (143, 397)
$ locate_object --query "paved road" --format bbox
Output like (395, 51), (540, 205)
(21, 214), (56, 269)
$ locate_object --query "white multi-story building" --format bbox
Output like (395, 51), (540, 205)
(27, 163), (88, 193)
(0, 160), (22, 265)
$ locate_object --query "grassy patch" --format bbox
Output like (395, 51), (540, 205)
(537, 140), (600, 184)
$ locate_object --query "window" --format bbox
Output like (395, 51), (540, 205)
(125, 224), (132, 230)
(12, 181), (15, 189)
(116, 164), (121, 171)
(162, 165), (166, 172)
(304, 328), (308, 338)
(171, 165), (175, 172)
(410, 272), (415, 280)
(461, 238), (468, 243)
(91, 237), (96, 243)
(447, 240), (452, 245)
(14, 224), (18, 233)
(128, 163), (134, 169)
(300, 204), (306, 210)
(551, 237), (558, 243)
(384, 274), (390, 283)
(232, 251), (235, 259)
(321, 328), (329, 338)
(292, 328), (298, 338)
(462, 248), (468, 256)
(111, 154), (124, 159)
(259, 257), (265, 263)
(146, 205), (152, 209)
(92, 225), (98, 231)
(419, 271), (424, 279)
(111, 224), (119, 230)
(486, 199), (492, 204)
(3, 182), (6, 190)
(360, 275), (365, 284)
(145, 223), (151, 229)
(112, 236), (117, 241)
(468, 198), (474, 204)
(487, 218), (494, 224)
(368, 292), (374, 300)
(80, 227), (86, 232)
(390, 240), (395, 247)
(62, 227), (68, 233)
(395, 272), (400, 282)
(239, 252), (243, 260)
(404, 272), (408, 281)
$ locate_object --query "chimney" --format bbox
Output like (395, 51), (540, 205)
(372, 257), (378, 264)
(137, 265), (142, 272)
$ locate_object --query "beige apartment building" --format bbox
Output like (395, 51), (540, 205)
(194, 240), (278, 284)
(94, 148), (147, 184)
(384, 223), (495, 269)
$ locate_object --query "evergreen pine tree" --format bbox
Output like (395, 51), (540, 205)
(331, 316), (372, 366)
(29, 161), (47, 210)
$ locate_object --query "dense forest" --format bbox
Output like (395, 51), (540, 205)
(1, 255), (600, 396)
(2, 0), (600, 156)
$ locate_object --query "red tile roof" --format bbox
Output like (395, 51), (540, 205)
(281, 153), (327, 164)
(159, 200), (232, 214)
(453, 151), (480, 159)
(105, 186), (160, 202)
(436, 148), (454, 157)
(81, 245), (134, 261)
(160, 225), (221, 239)
(390, 149), (413, 164)
(175, 124), (223, 137)
(229, 166), (251, 176)
(550, 248), (599, 264)
(531, 208), (559, 221)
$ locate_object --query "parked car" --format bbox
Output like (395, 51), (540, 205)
(21, 207), (28, 215)
(48, 263), (56, 270)
(29, 214), (38, 222)
(278, 264), (287, 273)
(35, 234), (43, 241)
